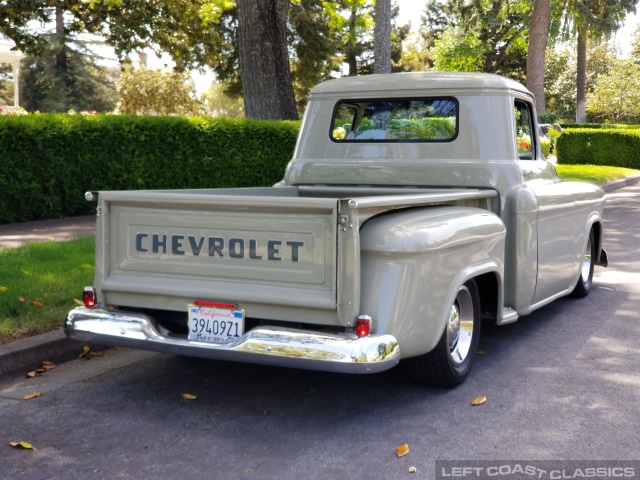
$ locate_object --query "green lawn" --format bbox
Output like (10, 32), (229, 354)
(0, 236), (95, 343)
(555, 164), (640, 184)
(1, 164), (638, 343)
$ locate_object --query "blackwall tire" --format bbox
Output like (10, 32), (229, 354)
(571, 228), (595, 298)
(407, 279), (481, 387)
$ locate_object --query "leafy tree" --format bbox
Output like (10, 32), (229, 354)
(289, 0), (342, 111)
(587, 59), (640, 123)
(20, 39), (117, 113)
(396, 31), (431, 72)
(545, 47), (576, 120)
(0, 64), (13, 105)
(0, 1), (108, 56)
(432, 27), (485, 72)
(422, 0), (531, 82)
(202, 81), (245, 117)
(556, 0), (638, 122)
(116, 65), (204, 116)
(545, 43), (616, 121)
(0, 2), (119, 112)
(629, 24), (640, 63)
(325, 0), (375, 76)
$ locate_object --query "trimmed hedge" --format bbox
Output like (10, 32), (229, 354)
(560, 123), (640, 130)
(0, 115), (300, 223)
(556, 128), (640, 168)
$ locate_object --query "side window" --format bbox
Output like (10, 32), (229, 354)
(515, 100), (535, 160)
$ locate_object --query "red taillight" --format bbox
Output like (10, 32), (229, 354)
(355, 315), (372, 338)
(82, 287), (96, 308)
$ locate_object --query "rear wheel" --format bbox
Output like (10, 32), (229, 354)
(407, 279), (481, 387)
(571, 228), (595, 298)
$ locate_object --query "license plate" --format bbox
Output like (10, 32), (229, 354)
(188, 305), (244, 344)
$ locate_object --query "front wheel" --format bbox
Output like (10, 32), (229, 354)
(407, 279), (481, 387)
(571, 228), (595, 298)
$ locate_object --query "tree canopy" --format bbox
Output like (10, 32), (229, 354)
(2, 0), (640, 121)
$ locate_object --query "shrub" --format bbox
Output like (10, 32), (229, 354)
(556, 128), (640, 168)
(0, 114), (300, 223)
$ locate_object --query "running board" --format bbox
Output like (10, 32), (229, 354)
(498, 307), (519, 325)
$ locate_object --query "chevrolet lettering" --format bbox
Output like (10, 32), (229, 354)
(134, 232), (304, 262)
(67, 72), (608, 387)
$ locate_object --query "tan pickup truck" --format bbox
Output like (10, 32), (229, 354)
(66, 72), (607, 387)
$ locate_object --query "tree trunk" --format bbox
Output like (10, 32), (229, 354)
(374, 0), (392, 74)
(237, 0), (298, 120)
(526, 0), (550, 114)
(576, 25), (587, 123)
(55, 5), (66, 73)
(346, 8), (358, 76)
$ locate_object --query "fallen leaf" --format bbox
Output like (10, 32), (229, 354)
(409, 466), (418, 474)
(0, 286), (8, 293)
(47, 236), (56, 241)
(18, 296), (27, 302)
(30, 301), (46, 308)
(24, 391), (41, 400)
(78, 346), (90, 359)
(470, 395), (487, 406)
(9, 441), (35, 450)
(26, 361), (56, 378)
(74, 298), (85, 306)
(396, 443), (410, 457)
(40, 361), (56, 371)
(182, 393), (197, 400)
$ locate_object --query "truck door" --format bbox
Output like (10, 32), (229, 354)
(515, 100), (578, 304)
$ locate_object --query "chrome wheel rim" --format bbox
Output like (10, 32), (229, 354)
(446, 286), (474, 365)
(581, 235), (593, 281)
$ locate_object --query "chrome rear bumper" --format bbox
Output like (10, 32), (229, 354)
(65, 307), (400, 374)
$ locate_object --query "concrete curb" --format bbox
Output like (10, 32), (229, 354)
(602, 174), (640, 192)
(1, 176), (639, 383)
(0, 329), (88, 383)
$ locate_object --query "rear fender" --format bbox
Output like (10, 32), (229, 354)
(358, 206), (505, 358)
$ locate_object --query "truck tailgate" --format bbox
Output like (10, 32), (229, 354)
(95, 189), (341, 323)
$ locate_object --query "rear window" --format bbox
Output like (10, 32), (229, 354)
(331, 98), (458, 142)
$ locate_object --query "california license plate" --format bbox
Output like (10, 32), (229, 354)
(188, 305), (244, 344)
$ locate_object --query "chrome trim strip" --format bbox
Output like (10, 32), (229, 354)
(65, 308), (400, 374)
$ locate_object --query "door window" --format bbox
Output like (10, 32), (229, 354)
(515, 100), (535, 160)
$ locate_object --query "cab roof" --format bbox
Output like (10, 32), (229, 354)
(309, 72), (531, 99)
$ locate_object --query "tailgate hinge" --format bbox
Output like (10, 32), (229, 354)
(338, 215), (352, 231)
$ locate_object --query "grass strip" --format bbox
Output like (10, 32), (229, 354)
(555, 164), (640, 184)
(0, 236), (95, 343)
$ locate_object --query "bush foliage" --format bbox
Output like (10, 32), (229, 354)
(0, 114), (300, 223)
(556, 128), (640, 168)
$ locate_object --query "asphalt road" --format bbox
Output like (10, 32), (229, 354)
(1, 186), (639, 480)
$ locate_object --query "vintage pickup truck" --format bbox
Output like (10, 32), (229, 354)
(66, 72), (607, 387)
